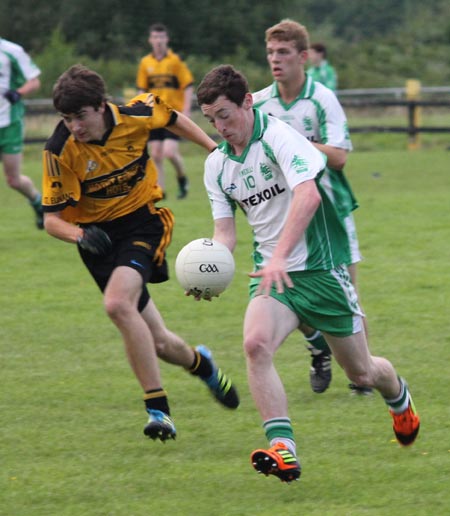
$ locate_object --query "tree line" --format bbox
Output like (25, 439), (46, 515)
(1, 0), (449, 97)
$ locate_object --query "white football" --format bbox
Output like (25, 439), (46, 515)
(175, 238), (235, 298)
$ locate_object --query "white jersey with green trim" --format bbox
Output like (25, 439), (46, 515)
(204, 109), (348, 272)
(0, 38), (41, 128)
(253, 76), (357, 219)
(253, 75), (351, 150)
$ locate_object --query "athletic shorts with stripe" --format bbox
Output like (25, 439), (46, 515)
(78, 202), (174, 312)
(249, 264), (364, 337)
(343, 213), (362, 265)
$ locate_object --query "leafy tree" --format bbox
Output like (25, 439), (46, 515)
(1, 0), (449, 90)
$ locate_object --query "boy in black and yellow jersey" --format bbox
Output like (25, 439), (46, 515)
(42, 64), (239, 443)
(137, 23), (194, 199)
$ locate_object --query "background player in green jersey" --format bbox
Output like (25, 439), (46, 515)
(197, 64), (420, 483)
(0, 37), (43, 228)
(307, 42), (338, 91)
(253, 19), (371, 395)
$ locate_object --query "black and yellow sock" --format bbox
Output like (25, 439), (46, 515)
(188, 349), (213, 379)
(143, 388), (170, 415)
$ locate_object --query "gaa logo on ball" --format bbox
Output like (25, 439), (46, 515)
(175, 238), (235, 299)
(199, 263), (219, 273)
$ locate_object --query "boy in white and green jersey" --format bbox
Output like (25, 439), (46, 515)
(0, 39), (40, 127)
(0, 38), (43, 228)
(253, 76), (358, 263)
(205, 109), (349, 273)
(197, 63), (420, 483)
(252, 19), (366, 394)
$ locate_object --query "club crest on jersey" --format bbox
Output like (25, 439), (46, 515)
(259, 163), (273, 180)
(86, 160), (98, 173)
(291, 155), (309, 174)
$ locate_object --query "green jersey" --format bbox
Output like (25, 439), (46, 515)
(307, 60), (337, 91)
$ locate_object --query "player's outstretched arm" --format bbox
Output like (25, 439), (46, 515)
(44, 212), (84, 244)
(44, 212), (112, 255)
(167, 111), (217, 153)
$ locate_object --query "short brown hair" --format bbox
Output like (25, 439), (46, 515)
(310, 42), (327, 57)
(265, 19), (310, 53)
(149, 23), (168, 34)
(53, 64), (106, 114)
(197, 65), (248, 107)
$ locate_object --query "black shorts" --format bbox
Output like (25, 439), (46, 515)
(149, 128), (180, 142)
(78, 202), (175, 311)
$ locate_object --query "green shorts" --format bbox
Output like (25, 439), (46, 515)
(249, 265), (363, 337)
(0, 120), (24, 154)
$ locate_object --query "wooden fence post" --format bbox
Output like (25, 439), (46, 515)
(406, 79), (422, 150)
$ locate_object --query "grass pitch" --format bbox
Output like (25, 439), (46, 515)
(1, 144), (449, 515)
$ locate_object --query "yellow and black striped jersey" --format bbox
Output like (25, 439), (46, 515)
(42, 94), (176, 224)
(136, 49), (193, 112)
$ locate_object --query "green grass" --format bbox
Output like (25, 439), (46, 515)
(1, 144), (450, 515)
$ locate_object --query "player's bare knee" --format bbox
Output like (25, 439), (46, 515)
(5, 174), (21, 190)
(153, 334), (170, 358)
(163, 150), (175, 160)
(103, 296), (130, 322)
(244, 335), (272, 362)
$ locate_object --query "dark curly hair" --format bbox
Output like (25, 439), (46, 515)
(197, 65), (248, 107)
(53, 64), (107, 114)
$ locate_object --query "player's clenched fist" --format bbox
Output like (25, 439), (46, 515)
(3, 89), (22, 104)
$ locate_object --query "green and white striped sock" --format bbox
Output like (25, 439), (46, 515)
(305, 330), (331, 354)
(263, 417), (296, 455)
(384, 377), (410, 414)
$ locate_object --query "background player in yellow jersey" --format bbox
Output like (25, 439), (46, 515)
(137, 23), (194, 199)
(42, 64), (239, 443)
